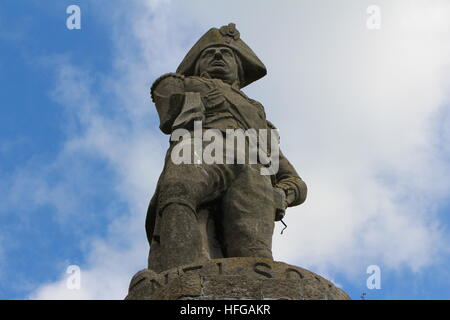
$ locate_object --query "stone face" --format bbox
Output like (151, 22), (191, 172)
(126, 257), (350, 300)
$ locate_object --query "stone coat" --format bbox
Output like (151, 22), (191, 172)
(146, 73), (307, 247)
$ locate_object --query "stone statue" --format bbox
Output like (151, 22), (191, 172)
(146, 23), (307, 273)
(126, 23), (349, 300)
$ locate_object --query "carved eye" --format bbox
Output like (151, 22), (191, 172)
(221, 49), (232, 57)
(202, 50), (214, 58)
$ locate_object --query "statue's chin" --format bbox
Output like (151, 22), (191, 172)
(206, 66), (227, 75)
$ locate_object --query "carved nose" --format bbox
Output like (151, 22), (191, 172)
(214, 51), (223, 59)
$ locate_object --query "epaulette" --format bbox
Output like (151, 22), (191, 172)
(150, 72), (185, 102)
(247, 98), (267, 119)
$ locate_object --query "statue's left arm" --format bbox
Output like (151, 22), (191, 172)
(275, 149), (307, 207)
(265, 120), (307, 208)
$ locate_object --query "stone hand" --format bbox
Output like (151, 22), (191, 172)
(202, 88), (226, 110)
(273, 187), (287, 221)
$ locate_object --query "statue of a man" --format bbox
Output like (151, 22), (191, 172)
(146, 23), (307, 272)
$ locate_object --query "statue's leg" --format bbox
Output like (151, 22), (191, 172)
(221, 164), (276, 259)
(159, 202), (203, 270)
(154, 146), (234, 271)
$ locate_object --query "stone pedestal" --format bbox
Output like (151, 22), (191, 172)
(126, 257), (350, 300)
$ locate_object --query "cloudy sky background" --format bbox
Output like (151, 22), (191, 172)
(1, 0), (449, 299)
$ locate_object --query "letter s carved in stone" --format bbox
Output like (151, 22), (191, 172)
(253, 262), (273, 278)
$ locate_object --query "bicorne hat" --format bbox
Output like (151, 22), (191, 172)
(176, 23), (267, 88)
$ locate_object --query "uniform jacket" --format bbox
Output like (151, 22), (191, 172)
(146, 73), (307, 243)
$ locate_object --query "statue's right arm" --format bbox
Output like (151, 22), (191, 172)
(150, 73), (186, 134)
(151, 73), (209, 134)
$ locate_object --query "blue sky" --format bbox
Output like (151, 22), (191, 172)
(1, 0), (450, 299)
(0, 0), (119, 298)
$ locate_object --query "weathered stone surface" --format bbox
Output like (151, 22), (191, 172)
(260, 279), (304, 300)
(145, 23), (308, 273)
(125, 23), (347, 302)
(202, 275), (262, 299)
(126, 257), (350, 300)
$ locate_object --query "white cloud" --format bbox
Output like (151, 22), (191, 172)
(29, 0), (450, 299)
(183, 0), (450, 272)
